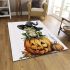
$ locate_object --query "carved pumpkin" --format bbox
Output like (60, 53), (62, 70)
(52, 43), (64, 51)
(24, 37), (52, 55)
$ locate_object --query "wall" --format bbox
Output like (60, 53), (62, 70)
(10, 0), (29, 12)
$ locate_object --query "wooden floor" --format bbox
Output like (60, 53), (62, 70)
(0, 15), (70, 70)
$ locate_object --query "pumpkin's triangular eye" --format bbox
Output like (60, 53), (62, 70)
(41, 42), (45, 44)
(32, 43), (34, 45)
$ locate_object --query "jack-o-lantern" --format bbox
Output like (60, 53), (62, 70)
(24, 37), (52, 54)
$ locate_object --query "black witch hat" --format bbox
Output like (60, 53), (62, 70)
(17, 21), (43, 31)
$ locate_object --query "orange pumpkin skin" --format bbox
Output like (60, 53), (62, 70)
(52, 43), (64, 51)
(24, 37), (52, 55)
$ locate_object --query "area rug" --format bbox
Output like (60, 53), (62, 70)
(8, 20), (68, 61)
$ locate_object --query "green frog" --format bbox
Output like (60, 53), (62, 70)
(17, 21), (44, 39)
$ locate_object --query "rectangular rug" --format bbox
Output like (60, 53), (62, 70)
(8, 20), (68, 61)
